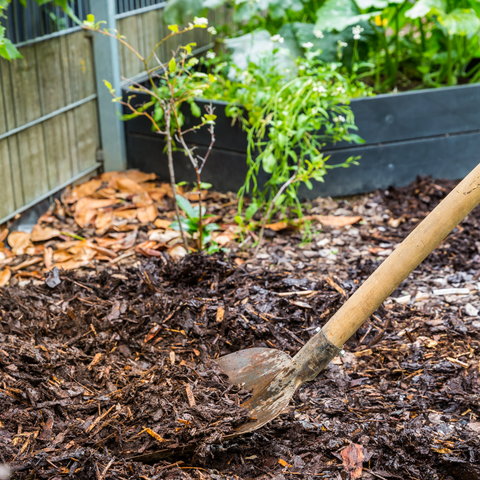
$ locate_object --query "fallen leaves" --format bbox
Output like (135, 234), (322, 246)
(8, 232), (33, 255)
(341, 444), (365, 480)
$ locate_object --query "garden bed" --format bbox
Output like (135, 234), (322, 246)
(1, 175), (480, 479)
(124, 83), (480, 198)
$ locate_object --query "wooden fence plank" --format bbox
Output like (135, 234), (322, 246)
(66, 30), (95, 103)
(43, 114), (74, 189)
(10, 45), (41, 126)
(0, 62), (7, 135)
(0, 139), (17, 218)
(118, 15), (144, 79)
(17, 125), (49, 205)
(66, 110), (81, 176)
(8, 137), (24, 209)
(35, 37), (66, 115)
(74, 100), (99, 173)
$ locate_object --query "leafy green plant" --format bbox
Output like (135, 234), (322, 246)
(171, 194), (221, 253)
(0, 0), (79, 60)
(165, 0), (480, 91)
(82, 15), (217, 254)
(201, 46), (371, 246)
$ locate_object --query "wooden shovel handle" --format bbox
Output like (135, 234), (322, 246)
(322, 163), (480, 348)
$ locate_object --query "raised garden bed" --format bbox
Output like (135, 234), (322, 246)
(124, 83), (480, 198)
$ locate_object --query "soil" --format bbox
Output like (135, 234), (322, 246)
(1, 176), (480, 480)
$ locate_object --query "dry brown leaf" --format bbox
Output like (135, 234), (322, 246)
(114, 177), (146, 194)
(11, 257), (42, 272)
(317, 215), (362, 227)
(265, 221), (290, 232)
(0, 228), (9, 244)
(95, 210), (114, 235)
(341, 444), (365, 480)
(148, 185), (172, 202)
(153, 218), (173, 229)
(53, 250), (73, 263)
(52, 259), (90, 271)
(103, 169), (156, 185)
(216, 306), (225, 322)
(74, 208), (97, 228)
(0, 268), (11, 287)
(212, 231), (236, 247)
(137, 204), (158, 224)
(8, 232), (33, 256)
(132, 191), (154, 207)
(44, 247), (53, 269)
(168, 245), (188, 261)
(149, 230), (181, 244)
(54, 240), (81, 250)
(31, 224), (61, 242)
(74, 197), (118, 213)
(66, 179), (102, 202)
(114, 209), (137, 220)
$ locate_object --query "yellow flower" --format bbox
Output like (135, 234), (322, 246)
(374, 15), (382, 26)
(383, 18), (388, 27)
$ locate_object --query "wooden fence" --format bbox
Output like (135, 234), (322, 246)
(0, 0), (228, 225)
(0, 29), (99, 223)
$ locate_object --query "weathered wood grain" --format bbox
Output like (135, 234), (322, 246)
(0, 139), (17, 218)
(43, 114), (74, 189)
(74, 100), (99, 173)
(16, 125), (49, 205)
(35, 37), (65, 115)
(10, 45), (41, 126)
(66, 30), (95, 103)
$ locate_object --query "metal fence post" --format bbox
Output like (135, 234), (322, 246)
(90, 0), (126, 172)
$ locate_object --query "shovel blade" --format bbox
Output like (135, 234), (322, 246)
(217, 348), (297, 435)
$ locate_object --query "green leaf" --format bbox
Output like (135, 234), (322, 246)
(262, 153), (276, 174)
(274, 194), (286, 206)
(199, 182), (212, 189)
(355, 0), (388, 8)
(438, 8), (480, 36)
(0, 36), (22, 61)
(315, 0), (382, 32)
(164, 0), (203, 26)
(405, 0), (447, 19)
(245, 202), (259, 221)
(168, 57), (176, 73)
(190, 101), (201, 118)
(176, 194), (197, 220)
(204, 223), (220, 233)
(153, 103), (164, 123)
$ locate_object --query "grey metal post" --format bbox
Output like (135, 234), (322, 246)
(90, 0), (127, 171)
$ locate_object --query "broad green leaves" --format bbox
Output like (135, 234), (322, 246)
(164, 0), (204, 26)
(439, 8), (480, 35)
(405, 0), (447, 18)
(315, 0), (381, 32)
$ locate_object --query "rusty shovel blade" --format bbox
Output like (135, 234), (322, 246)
(217, 330), (341, 436)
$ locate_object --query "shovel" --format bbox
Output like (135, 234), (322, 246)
(216, 163), (480, 435)
(131, 164), (480, 462)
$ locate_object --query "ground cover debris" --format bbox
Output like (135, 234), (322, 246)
(1, 175), (480, 479)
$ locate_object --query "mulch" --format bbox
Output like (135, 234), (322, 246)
(1, 176), (480, 480)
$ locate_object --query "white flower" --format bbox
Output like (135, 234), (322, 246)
(193, 17), (208, 26)
(313, 85), (326, 93)
(207, 26), (217, 35)
(313, 29), (324, 39)
(299, 65), (306, 70)
(352, 25), (364, 40)
(302, 42), (314, 49)
(206, 51), (216, 59)
(338, 115), (346, 122)
(270, 34), (284, 43)
(336, 86), (345, 93)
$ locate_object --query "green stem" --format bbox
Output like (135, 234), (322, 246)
(446, 33), (452, 86)
(418, 18), (426, 52)
(60, 231), (86, 241)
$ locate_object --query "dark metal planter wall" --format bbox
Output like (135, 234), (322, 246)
(124, 83), (480, 198)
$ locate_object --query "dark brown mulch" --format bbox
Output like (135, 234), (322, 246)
(1, 176), (480, 480)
